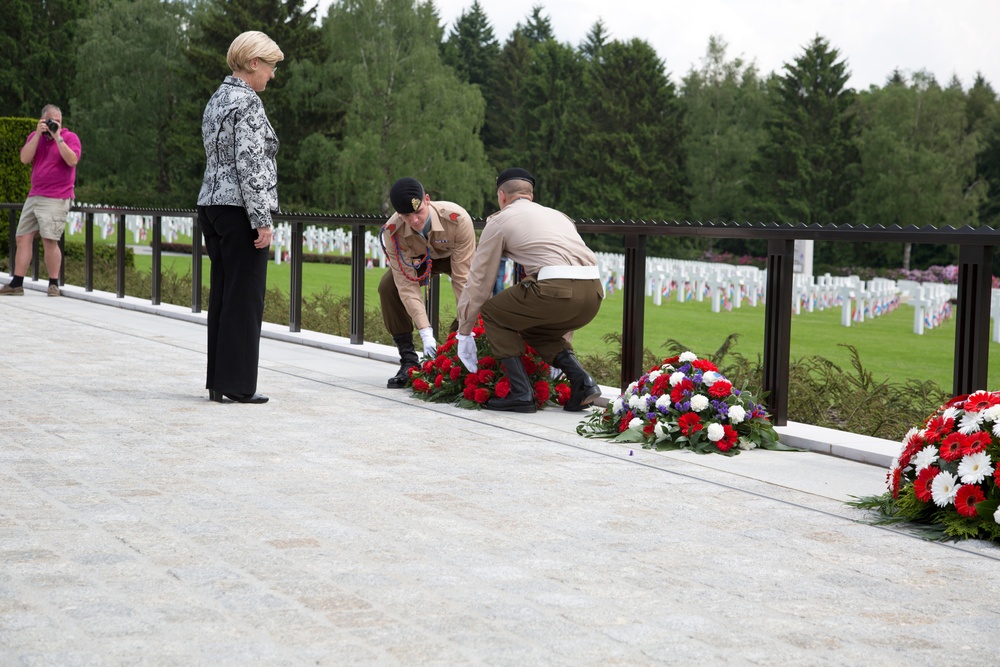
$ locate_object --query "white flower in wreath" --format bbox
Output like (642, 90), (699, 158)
(994, 506), (1000, 525)
(912, 445), (939, 473)
(679, 351), (698, 363)
(655, 395), (672, 411)
(958, 411), (984, 434)
(706, 422), (725, 442)
(690, 394), (710, 412)
(669, 371), (686, 387)
(628, 417), (644, 431)
(738, 436), (756, 450)
(612, 396), (626, 415)
(727, 405), (746, 424)
(626, 380), (638, 394)
(993, 421), (1000, 440)
(654, 421), (669, 439)
(957, 451), (994, 485)
(701, 371), (720, 386)
(930, 471), (959, 507)
(983, 404), (1000, 423)
(649, 370), (662, 383)
(942, 406), (960, 422)
(628, 394), (644, 410)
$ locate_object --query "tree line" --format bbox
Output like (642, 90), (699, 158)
(3, 0), (999, 269)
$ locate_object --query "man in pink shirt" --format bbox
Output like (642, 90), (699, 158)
(0, 104), (81, 297)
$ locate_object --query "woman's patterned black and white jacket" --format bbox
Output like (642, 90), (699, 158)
(197, 76), (279, 229)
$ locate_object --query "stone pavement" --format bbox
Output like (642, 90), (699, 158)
(1, 285), (999, 666)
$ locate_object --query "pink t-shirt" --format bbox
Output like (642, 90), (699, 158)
(25, 130), (81, 199)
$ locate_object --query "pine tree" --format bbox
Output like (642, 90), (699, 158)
(520, 5), (554, 43)
(484, 28), (534, 174)
(441, 1), (499, 88)
(969, 75), (1000, 230)
(575, 38), (685, 221)
(579, 20), (609, 62)
(746, 35), (859, 265)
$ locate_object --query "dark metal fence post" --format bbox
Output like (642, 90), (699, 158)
(151, 216), (162, 305)
(350, 224), (366, 344)
(115, 213), (126, 298)
(84, 212), (94, 291)
(289, 222), (303, 333)
(621, 234), (647, 390)
(763, 239), (794, 426)
(953, 243), (993, 395)
(426, 275), (440, 339)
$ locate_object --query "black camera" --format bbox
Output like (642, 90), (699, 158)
(44, 119), (58, 133)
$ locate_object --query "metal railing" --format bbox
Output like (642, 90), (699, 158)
(4, 202), (998, 425)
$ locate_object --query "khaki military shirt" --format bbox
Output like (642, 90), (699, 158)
(382, 200), (476, 331)
(457, 198), (598, 334)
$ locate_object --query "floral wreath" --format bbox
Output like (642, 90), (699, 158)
(406, 318), (571, 410)
(850, 391), (1000, 543)
(577, 351), (788, 456)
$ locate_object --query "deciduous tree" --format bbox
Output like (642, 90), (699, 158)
(300, 0), (492, 214)
(72, 0), (195, 205)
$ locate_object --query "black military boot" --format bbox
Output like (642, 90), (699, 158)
(387, 333), (419, 388)
(485, 357), (536, 413)
(553, 349), (601, 411)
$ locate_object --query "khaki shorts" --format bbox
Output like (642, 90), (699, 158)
(17, 196), (71, 240)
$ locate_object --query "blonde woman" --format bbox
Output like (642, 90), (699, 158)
(197, 31), (283, 404)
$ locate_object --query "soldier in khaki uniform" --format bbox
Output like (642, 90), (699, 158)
(455, 168), (603, 413)
(380, 177), (476, 388)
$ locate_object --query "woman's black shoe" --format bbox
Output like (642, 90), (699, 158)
(209, 389), (224, 403)
(223, 392), (269, 404)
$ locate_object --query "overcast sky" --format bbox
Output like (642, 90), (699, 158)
(311, 0), (1000, 91)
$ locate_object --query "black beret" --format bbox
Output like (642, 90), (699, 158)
(496, 167), (535, 188)
(389, 177), (425, 213)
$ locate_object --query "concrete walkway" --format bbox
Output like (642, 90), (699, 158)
(1, 283), (999, 666)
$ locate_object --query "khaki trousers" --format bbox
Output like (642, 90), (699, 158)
(480, 278), (603, 362)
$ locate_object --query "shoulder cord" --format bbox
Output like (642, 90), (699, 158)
(380, 222), (433, 286)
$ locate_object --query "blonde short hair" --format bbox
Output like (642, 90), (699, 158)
(227, 31), (284, 73)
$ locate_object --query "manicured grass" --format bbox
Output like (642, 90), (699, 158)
(132, 254), (1000, 389)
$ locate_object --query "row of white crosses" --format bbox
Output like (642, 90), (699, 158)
(896, 280), (956, 334)
(793, 274), (902, 327)
(594, 253), (765, 312)
(65, 209), (195, 243)
(271, 224), (387, 268)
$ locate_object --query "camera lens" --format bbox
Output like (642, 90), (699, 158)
(45, 119), (58, 133)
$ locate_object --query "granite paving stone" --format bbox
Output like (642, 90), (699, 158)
(2, 292), (1000, 665)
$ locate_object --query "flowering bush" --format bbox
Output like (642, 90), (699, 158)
(849, 392), (1000, 542)
(576, 351), (787, 456)
(406, 320), (571, 410)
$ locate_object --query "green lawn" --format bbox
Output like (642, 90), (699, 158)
(132, 254), (1000, 390)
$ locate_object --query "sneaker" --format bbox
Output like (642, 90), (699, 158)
(0, 284), (24, 296)
(47, 284), (61, 297)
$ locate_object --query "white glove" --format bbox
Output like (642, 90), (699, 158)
(549, 366), (563, 380)
(457, 333), (478, 373)
(418, 327), (437, 358)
